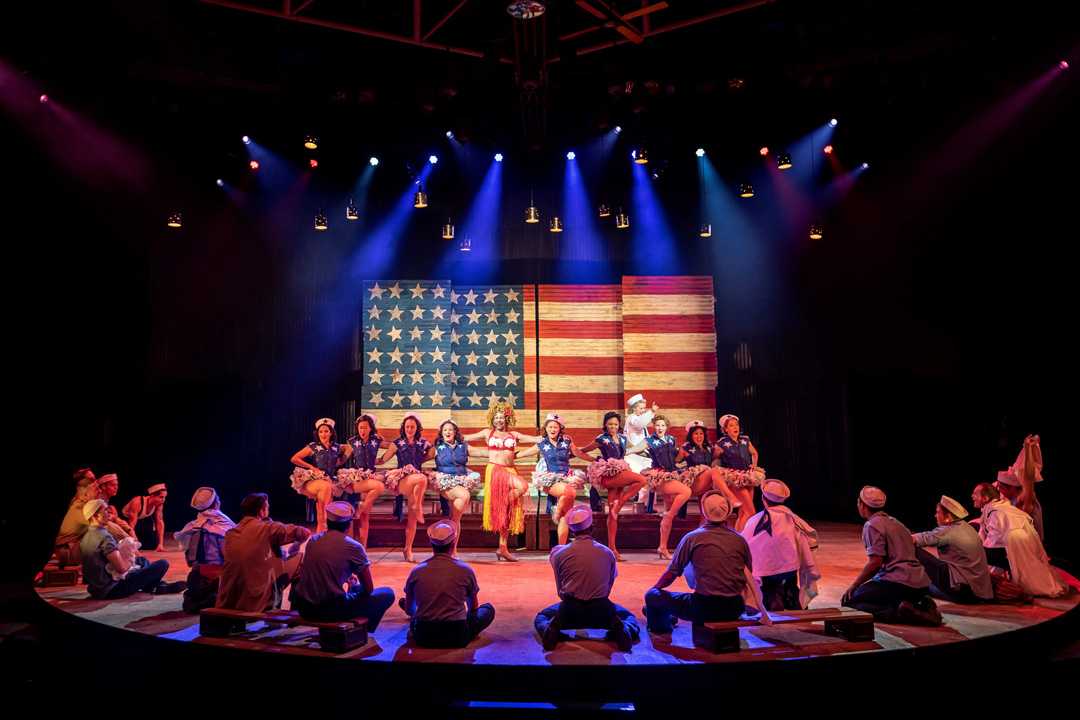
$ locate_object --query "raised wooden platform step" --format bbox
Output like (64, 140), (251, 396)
(692, 608), (875, 652)
(365, 512), (704, 550)
(199, 607), (369, 653)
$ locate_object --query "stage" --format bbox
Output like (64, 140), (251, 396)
(36, 522), (1078, 667)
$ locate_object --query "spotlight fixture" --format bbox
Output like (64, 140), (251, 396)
(166, 212), (182, 228)
(809, 223), (824, 240)
(862, 162), (870, 169)
(1060, 60), (1070, 70)
(494, 153), (504, 162)
(525, 192), (540, 223)
(442, 219), (455, 240)
(429, 154), (439, 165)
(458, 236), (472, 252)
(369, 156), (380, 166)
(304, 135), (319, 150)
(507, 1), (546, 19)
(414, 186), (428, 208)
(738, 183), (754, 198)
(830, 118), (839, 127)
(777, 152), (793, 170)
(598, 204), (611, 218)
(346, 199), (359, 221)
(632, 148), (649, 164)
(249, 160), (260, 171)
(566, 151), (576, 160)
(215, 178), (224, 187)
(695, 148), (706, 157)
(446, 130), (454, 139)
(314, 211), (328, 231)
(823, 145), (834, 155)
(759, 146), (769, 157)
(614, 126), (622, 134)
(39, 94), (48, 104)
(242, 135), (251, 145)
(549, 216), (563, 233)
(615, 210), (630, 229)
(309, 158), (319, 168)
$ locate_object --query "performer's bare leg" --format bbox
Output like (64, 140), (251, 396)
(734, 487), (755, 531)
(302, 479), (333, 533)
(604, 471), (645, 560)
(443, 486), (470, 557)
(549, 482), (578, 546)
(399, 474), (428, 562)
(658, 481), (692, 558)
(352, 478), (386, 547)
(708, 468), (742, 509)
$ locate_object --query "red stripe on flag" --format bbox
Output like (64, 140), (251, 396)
(522, 285), (536, 301)
(623, 352), (717, 372)
(622, 276), (713, 295)
(524, 320), (622, 339)
(629, 390), (717, 408)
(538, 392), (625, 409)
(526, 356), (624, 375)
(537, 285), (622, 302)
(622, 315), (715, 334)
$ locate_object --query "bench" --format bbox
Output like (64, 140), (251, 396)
(199, 607), (369, 653)
(691, 608), (875, 652)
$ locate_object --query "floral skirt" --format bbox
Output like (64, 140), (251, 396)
(679, 464), (713, 486)
(586, 458), (631, 489)
(435, 471), (481, 492)
(384, 464), (435, 493)
(718, 466), (766, 489)
(643, 467), (690, 489)
(336, 467), (390, 495)
(533, 468), (587, 491)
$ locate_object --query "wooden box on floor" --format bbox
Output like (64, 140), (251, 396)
(692, 608), (875, 653)
(199, 607), (369, 653)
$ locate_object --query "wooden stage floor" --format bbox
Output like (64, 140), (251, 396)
(37, 522), (1078, 666)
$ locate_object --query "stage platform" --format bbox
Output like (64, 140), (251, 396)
(36, 522), (1078, 667)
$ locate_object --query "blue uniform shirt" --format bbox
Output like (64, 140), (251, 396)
(594, 432), (628, 460)
(347, 435), (383, 470)
(682, 441), (713, 467)
(538, 436), (573, 474)
(435, 441), (470, 475)
(307, 441), (345, 479)
(717, 434), (753, 470)
(394, 437), (432, 468)
(646, 434), (679, 471)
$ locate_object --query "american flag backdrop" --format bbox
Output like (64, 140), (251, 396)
(359, 277), (716, 475)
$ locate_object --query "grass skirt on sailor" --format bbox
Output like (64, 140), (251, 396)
(435, 471), (481, 492)
(643, 467), (689, 489)
(384, 464), (435, 493)
(533, 468), (587, 491)
(336, 467), (392, 495)
(482, 464), (524, 536)
(586, 458), (631, 489)
(717, 466), (766, 489)
(679, 464), (712, 485)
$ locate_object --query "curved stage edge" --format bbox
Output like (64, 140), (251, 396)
(27, 522), (1080, 706)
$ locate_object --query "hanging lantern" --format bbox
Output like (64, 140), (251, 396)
(549, 216), (563, 233)
(458, 237), (472, 252)
(413, 186), (428, 208)
(598, 203), (611, 218)
(166, 212), (182, 228)
(777, 152), (793, 170)
(303, 134), (319, 150)
(699, 223), (712, 238)
(808, 223), (824, 240)
(345, 199), (359, 221)
(442, 219), (455, 240)
(525, 204), (540, 223)
(615, 210), (630, 229)
(314, 211), (328, 231)
(738, 183), (754, 198)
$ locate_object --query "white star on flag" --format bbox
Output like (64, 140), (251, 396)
(410, 306), (426, 320)
(504, 369), (520, 386)
(465, 352), (479, 366)
(450, 310), (461, 325)
(450, 392), (462, 407)
(408, 346), (425, 364)
(409, 283), (426, 299)
(450, 353), (460, 366)
(409, 326), (423, 341)
(466, 309), (482, 324)
(487, 391), (501, 405)
(409, 369), (426, 385)
(483, 288), (499, 304)
(501, 329), (519, 345)
(448, 370), (458, 384)
(504, 348), (519, 364)
(450, 330), (461, 345)
(390, 391), (404, 407)
(432, 284), (446, 299)
(388, 346), (405, 364)
(430, 390), (445, 406)
(484, 349), (501, 365)
(431, 369), (446, 385)
(483, 371), (499, 386)
(368, 369), (384, 384)
(430, 306), (447, 320)
(429, 326), (446, 341)
(469, 392), (484, 406)
(388, 283), (404, 299)
(408, 391), (424, 407)
(450, 290), (461, 304)
(485, 308), (501, 324)
(391, 369), (406, 384)
(369, 392), (384, 406)
(366, 326), (382, 341)
(387, 326), (403, 341)
(503, 288), (520, 302)
(484, 329), (500, 344)
(430, 346), (446, 362)
(504, 308), (520, 324)
(368, 283), (385, 300)
(368, 306), (381, 320)
(465, 371), (480, 386)
(505, 392), (518, 406)
(388, 306), (404, 321)
(463, 289), (479, 305)
(367, 348), (384, 364)
(466, 330), (481, 344)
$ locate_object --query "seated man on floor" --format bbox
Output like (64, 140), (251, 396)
(123, 483), (169, 552)
(740, 479), (821, 611)
(56, 468), (101, 557)
(175, 487), (235, 568)
(216, 492), (310, 612)
(95, 473), (134, 538)
(841, 486), (942, 625)
(911, 495), (993, 604)
(645, 491), (764, 633)
(534, 505), (640, 652)
(290, 501), (395, 628)
(79, 499), (185, 599)
(971, 482), (1065, 598)
(399, 520), (495, 647)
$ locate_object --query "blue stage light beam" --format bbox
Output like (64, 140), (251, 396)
(345, 163), (433, 281)
(558, 151), (605, 279)
(434, 157), (503, 278)
(630, 162), (679, 275)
